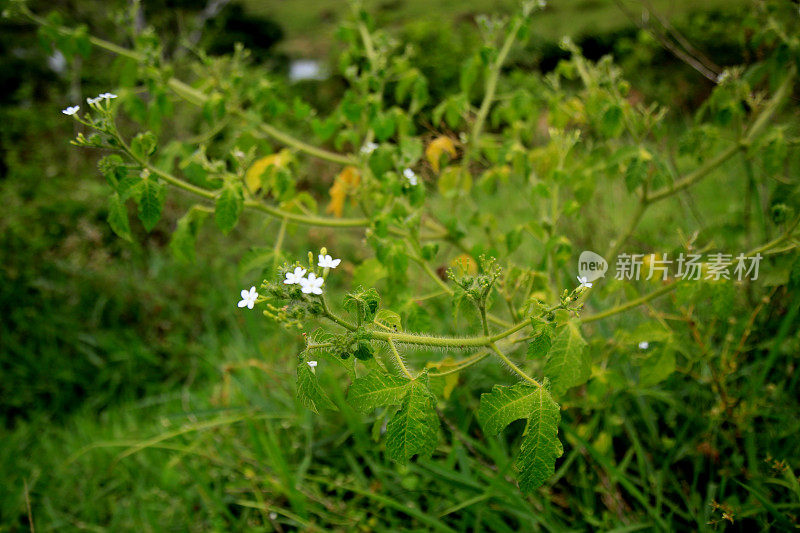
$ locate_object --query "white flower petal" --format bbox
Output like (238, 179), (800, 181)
(238, 299), (248, 308)
(241, 289), (250, 299)
(247, 300), (255, 309)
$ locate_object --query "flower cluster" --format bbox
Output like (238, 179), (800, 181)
(238, 251), (341, 310)
(62, 92), (117, 116)
(403, 168), (418, 186)
(283, 253), (340, 294)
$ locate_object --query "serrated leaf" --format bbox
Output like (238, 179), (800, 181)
(478, 383), (541, 436)
(107, 193), (132, 241)
(374, 309), (402, 331)
(170, 207), (208, 263)
(343, 287), (381, 323)
(215, 185), (243, 234)
(544, 323), (590, 394)
(516, 387), (563, 493)
(385, 375), (438, 463)
(130, 131), (157, 158)
(134, 176), (165, 232)
(527, 322), (554, 360)
(296, 361), (337, 414)
(347, 371), (410, 414)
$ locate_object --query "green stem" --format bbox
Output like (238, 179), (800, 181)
(273, 218), (287, 269)
(20, 7), (356, 167)
(117, 132), (369, 228)
(466, 17), (523, 167)
(321, 297), (356, 331)
(488, 343), (540, 387)
(646, 69), (795, 204)
(387, 338), (413, 379)
(580, 282), (678, 324)
(428, 352), (490, 377)
(367, 320), (529, 349)
(479, 304), (489, 336)
(166, 79), (356, 166)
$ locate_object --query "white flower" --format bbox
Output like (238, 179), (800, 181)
(638, 341), (649, 350)
(300, 273), (324, 295)
(403, 168), (418, 186)
(360, 142), (378, 154)
(86, 96), (101, 105)
(284, 266), (307, 285)
(269, 512), (277, 520)
(62, 105), (80, 115)
(307, 360), (318, 368)
(237, 286), (258, 309)
(98, 92), (118, 100)
(318, 254), (341, 269)
(577, 275), (593, 289)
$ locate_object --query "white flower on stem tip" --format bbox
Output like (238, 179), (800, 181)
(360, 142), (378, 154)
(318, 254), (341, 269)
(237, 286), (258, 309)
(284, 266), (307, 285)
(577, 275), (593, 289)
(403, 168), (418, 186)
(62, 105), (80, 115)
(639, 341), (649, 350)
(300, 273), (324, 295)
(307, 360), (318, 368)
(86, 96), (101, 105)
(98, 92), (118, 100)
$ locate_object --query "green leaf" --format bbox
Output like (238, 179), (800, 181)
(98, 154), (127, 189)
(343, 287), (381, 323)
(353, 339), (375, 361)
(399, 135), (423, 166)
(543, 323), (590, 394)
(170, 207), (208, 263)
(296, 361), (337, 414)
(639, 347), (676, 386)
(385, 374), (438, 463)
(215, 185), (243, 234)
(133, 175), (165, 232)
(478, 383), (542, 436)
(624, 156), (648, 193)
(374, 309), (402, 331)
(600, 103), (624, 138)
(526, 322), (554, 360)
(516, 387), (563, 493)
(347, 371), (410, 414)
(130, 131), (157, 158)
(107, 193), (133, 241)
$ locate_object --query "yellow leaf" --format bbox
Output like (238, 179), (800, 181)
(425, 357), (460, 400)
(325, 166), (361, 218)
(245, 149), (293, 192)
(425, 136), (458, 174)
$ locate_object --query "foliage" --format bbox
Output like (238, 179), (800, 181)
(3, 0), (800, 530)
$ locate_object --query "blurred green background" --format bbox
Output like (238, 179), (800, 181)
(2, 0), (796, 530)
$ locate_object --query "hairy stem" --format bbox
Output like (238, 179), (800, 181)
(387, 338), (413, 379)
(489, 343), (540, 387)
